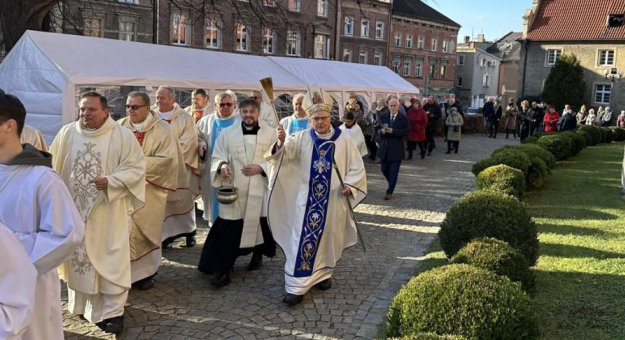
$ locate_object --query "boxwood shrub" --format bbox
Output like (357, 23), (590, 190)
(386, 264), (539, 340)
(537, 134), (573, 160)
(389, 333), (467, 340)
(494, 144), (556, 169)
(561, 131), (587, 155)
(450, 238), (535, 291)
(526, 157), (548, 190)
(602, 127), (614, 143)
(576, 130), (593, 146)
(472, 149), (531, 177)
(610, 127), (625, 142)
(578, 125), (602, 145)
(521, 136), (539, 144)
(476, 165), (526, 198)
(438, 190), (539, 265)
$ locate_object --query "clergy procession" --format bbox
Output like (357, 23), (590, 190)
(0, 83), (367, 337)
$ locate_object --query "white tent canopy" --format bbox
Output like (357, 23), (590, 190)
(0, 30), (418, 142)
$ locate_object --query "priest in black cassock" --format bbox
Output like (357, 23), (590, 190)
(198, 98), (277, 287)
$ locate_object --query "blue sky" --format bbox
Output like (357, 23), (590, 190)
(428, 0), (534, 42)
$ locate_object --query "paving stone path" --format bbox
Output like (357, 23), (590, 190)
(63, 135), (516, 340)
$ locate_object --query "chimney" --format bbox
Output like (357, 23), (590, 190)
(464, 36), (470, 43)
(477, 34), (485, 42)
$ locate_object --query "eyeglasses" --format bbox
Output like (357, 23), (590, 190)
(311, 116), (331, 122)
(250, 96), (260, 100)
(219, 103), (233, 107)
(126, 104), (148, 110)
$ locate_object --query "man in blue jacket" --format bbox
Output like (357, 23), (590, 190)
(375, 98), (409, 200)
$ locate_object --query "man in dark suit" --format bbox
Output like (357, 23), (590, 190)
(423, 96), (442, 156)
(375, 98), (409, 200)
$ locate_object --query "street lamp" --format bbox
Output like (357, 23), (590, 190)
(604, 68), (623, 107)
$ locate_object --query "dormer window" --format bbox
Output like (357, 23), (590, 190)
(608, 14), (624, 27)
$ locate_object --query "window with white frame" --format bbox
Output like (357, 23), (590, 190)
(415, 59), (423, 77)
(119, 21), (135, 41)
(317, 0), (328, 17)
(345, 17), (353, 36)
(483, 74), (491, 87)
(392, 56), (401, 73)
(374, 51), (383, 65)
(343, 48), (352, 62)
(406, 34), (413, 48)
(457, 54), (465, 65)
(442, 40), (449, 53)
(361, 20), (369, 38)
(403, 58), (412, 76)
(84, 17), (103, 37)
(595, 84), (611, 104)
(171, 13), (190, 45)
(456, 76), (463, 88)
(286, 30), (300, 56)
(235, 23), (249, 52)
(376, 22), (384, 40)
(417, 36), (424, 49)
(314, 34), (330, 59)
(205, 20), (221, 48)
(288, 0), (301, 11)
(119, 0), (137, 3)
(395, 33), (402, 47)
(598, 50), (615, 66)
(359, 50), (368, 64)
(546, 49), (562, 66)
(262, 28), (275, 54)
(431, 38), (438, 51)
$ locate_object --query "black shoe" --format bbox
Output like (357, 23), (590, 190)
(420, 153), (425, 159)
(132, 277), (154, 291)
(161, 238), (174, 249)
(96, 316), (124, 334)
(282, 293), (304, 306)
(445, 150), (451, 154)
(315, 278), (332, 291)
(247, 253), (263, 271)
(455, 150), (458, 154)
(210, 273), (231, 287)
(493, 136), (497, 139)
(427, 152), (432, 156)
(185, 235), (196, 247)
(407, 156), (413, 160)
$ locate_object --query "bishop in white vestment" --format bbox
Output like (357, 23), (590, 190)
(198, 99), (277, 287)
(0, 90), (84, 339)
(266, 87), (367, 306)
(19, 125), (47, 151)
(50, 92), (145, 334)
(154, 86), (201, 247)
(197, 92), (241, 226)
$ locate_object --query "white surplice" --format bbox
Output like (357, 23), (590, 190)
(265, 128), (367, 295)
(260, 102), (279, 128)
(0, 153), (84, 340)
(197, 113), (241, 225)
(339, 123), (369, 157)
(50, 117), (145, 323)
(210, 122), (276, 247)
(0, 221), (37, 340)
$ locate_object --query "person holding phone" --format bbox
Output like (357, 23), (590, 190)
(375, 98), (409, 200)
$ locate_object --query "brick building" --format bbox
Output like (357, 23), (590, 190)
(338, 0), (391, 66)
(390, 0), (460, 101)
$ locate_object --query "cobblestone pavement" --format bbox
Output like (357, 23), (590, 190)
(63, 135), (516, 340)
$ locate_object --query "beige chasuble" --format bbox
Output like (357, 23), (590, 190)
(20, 125), (48, 151)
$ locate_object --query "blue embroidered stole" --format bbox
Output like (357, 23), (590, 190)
(289, 116), (310, 135)
(293, 128), (342, 277)
(211, 117), (236, 222)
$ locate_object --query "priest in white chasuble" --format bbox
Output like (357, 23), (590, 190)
(279, 93), (310, 135)
(265, 86), (367, 306)
(154, 86), (201, 248)
(119, 91), (182, 291)
(198, 98), (277, 288)
(250, 90), (278, 128)
(197, 92), (241, 226)
(0, 89), (84, 340)
(339, 111), (369, 158)
(185, 88), (212, 124)
(20, 124), (48, 151)
(50, 92), (145, 335)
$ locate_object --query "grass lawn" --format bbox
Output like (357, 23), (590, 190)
(525, 142), (625, 340)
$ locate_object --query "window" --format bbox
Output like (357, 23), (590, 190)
(595, 84), (611, 104)
(376, 22), (384, 40)
(119, 0), (137, 3)
(262, 28), (275, 54)
(343, 48), (352, 62)
(314, 34), (330, 59)
(417, 36), (424, 49)
(289, 0), (301, 11)
(395, 33), (402, 47)
(84, 17), (103, 37)
(406, 34), (413, 48)
(480, 58), (486, 67)
(546, 49), (562, 66)
(456, 76), (463, 88)
(361, 20), (369, 38)
(286, 30), (300, 56)
(430, 60), (437, 78)
(317, 0), (328, 17)
(403, 58), (412, 76)
(415, 59), (423, 77)
(359, 50), (368, 64)
(457, 54), (465, 65)
(171, 13), (190, 45)
(345, 17), (354, 36)
(440, 63), (448, 79)
(263, 0), (277, 6)
(119, 21), (135, 41)
(599, 50), (615, 66)
(374, 51), (383, 66)
(431, 38), (438, 51)
(205, 20), (221, 48)
(235, 23), (249, 52)
(392, 57), (401, 73)
(442, 41), (449, 53)
(482, 74), (491, 87)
